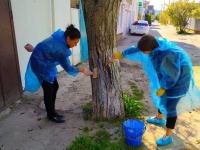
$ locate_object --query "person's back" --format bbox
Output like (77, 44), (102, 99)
(24, 24), (93, 123)
(110, 34), (200, 146)
(30, 29), (77, 84)
(149, 47), (192, 97)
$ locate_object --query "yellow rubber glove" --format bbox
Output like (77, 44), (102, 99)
(113, 52), (123, 59)
(156, 87), (166, 96)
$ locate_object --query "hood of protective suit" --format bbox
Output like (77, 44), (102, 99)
(52, 29), (68, 45)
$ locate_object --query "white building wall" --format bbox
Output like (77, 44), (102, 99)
(71, 8), (81, 65)
(122, 2), (129, 36)
(187, 19), (200, 32)
(117, 2), (124, 34)
(133, 0), (139, 21)
(11, 0), (52, 88)
(51, 0), (72, 72)
(117, 0), (139, 36)
(10, 0), (80, 88)
(141, 0), (145, 20)
(52, 0), (71, 31)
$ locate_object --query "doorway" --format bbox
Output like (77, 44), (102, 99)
(0, 0), (22, 111)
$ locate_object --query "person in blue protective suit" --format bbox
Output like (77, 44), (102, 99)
(109, 35), (200, 146)
(24, 24), (93, 123)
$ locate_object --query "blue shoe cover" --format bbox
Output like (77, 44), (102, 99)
(156, 135), (172, 146)
(146, 117), (166, 125)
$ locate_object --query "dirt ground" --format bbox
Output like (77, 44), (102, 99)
(1, 22), (200, 150)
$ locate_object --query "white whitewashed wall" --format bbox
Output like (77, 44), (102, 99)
(11, 0), (80, 88)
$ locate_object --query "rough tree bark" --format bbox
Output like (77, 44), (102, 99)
(82, 0), (124, 119)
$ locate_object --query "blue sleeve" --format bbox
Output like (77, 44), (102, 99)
(122, 46), (143, 62)
(159, 52), (181, 89)
(54, 50), (79, 77)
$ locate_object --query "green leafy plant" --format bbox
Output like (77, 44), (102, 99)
(123, 82), (145, 119)
(82, 126), (92, 132)
(81, 101), (92, 112)
(81, 101), (92, 120)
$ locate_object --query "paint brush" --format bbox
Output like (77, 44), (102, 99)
(92, 67), (98, 78)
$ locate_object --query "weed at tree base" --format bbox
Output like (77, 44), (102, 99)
(68, 82), (145, 149)
(123, 82), (145, 120)
(67, 129), (143, 150)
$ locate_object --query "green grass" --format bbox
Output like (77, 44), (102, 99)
(67, 129), (143, 150)
(67, 82), (145, 149)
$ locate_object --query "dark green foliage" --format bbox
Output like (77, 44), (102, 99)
(177, 30), (191, 34)
(145, 14), (152, 25)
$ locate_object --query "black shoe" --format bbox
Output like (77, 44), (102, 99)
(55, 111), (64, 118)
(48, 116), (65, 123)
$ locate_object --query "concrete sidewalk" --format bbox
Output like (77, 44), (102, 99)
(0, 22), (200, 150)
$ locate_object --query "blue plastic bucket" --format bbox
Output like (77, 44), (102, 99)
(123, 119), (146, 146)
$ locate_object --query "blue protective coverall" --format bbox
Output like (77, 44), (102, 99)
(24, 29), (79, 93)
(122, 37), (200, 117)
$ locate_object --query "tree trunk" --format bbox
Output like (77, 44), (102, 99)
(82, 0), (124, 119)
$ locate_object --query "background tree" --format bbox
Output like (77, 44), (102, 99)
(150, 14), (156, 21)
(164, 0), (199, 33)
(158, 11), (170, 25)
(192, 5), (200, 19)
(81, 0), (124, 119)
(145, 14), (152, 25)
